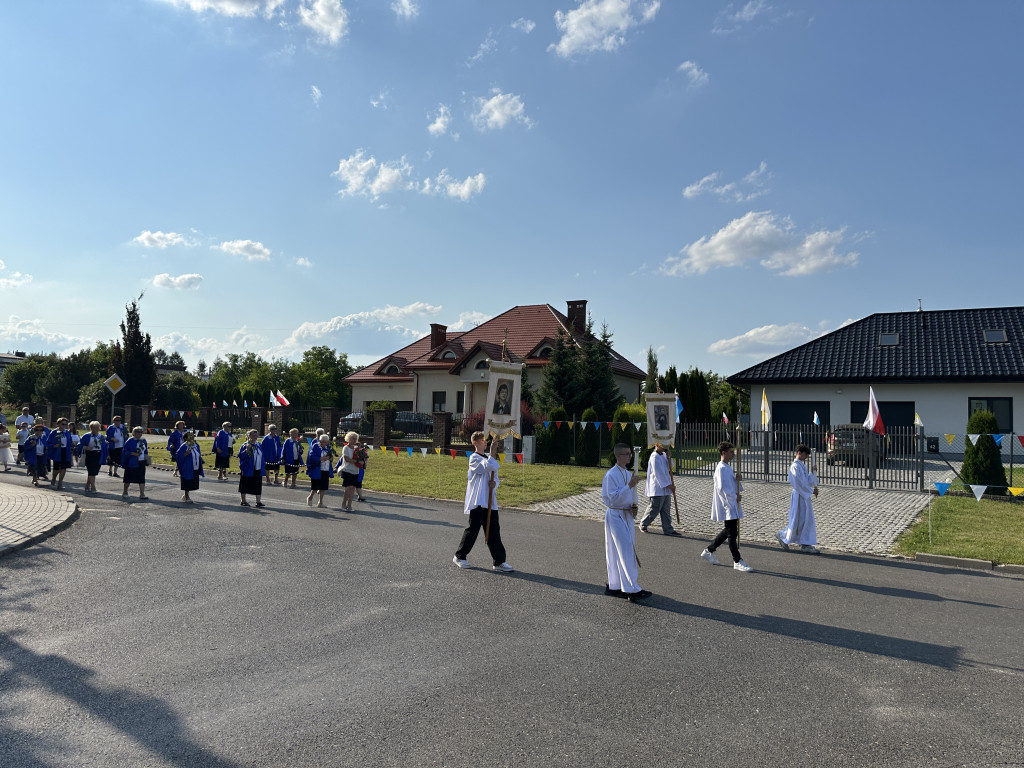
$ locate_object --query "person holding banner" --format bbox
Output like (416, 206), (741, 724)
(602, 443), (651, 601)
(639, 442), (679, 536)
(453, 431), (514, 573)
(700, 441), (753, 572)
(775, 444), (820, 554)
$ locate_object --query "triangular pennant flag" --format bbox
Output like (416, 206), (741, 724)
(934, 482), (950, 496)
(634, 422), (642, 430)
(813, 411), (820, 426)
(1008, 487), (1024, 497)
(593, 421), (600, 430)
(1019, 435), (1024, 449)
(421, 448), (428, 456)
(450, 449), (457, 458)
(498, 453), (505, 463)
(568, 421), (575, 428)
(543, 421), (550, 428)
(465, 451), (473, 459)
(967, 434), (979, 445)
(620, 422), (627, 429)
(407, 447), (413, 457)
(232, 400), (238, 407)
(380, 446), (387, 452)
(580, 421), (588, 428)
(914, 412), (924, 428)
(606, 422), (614, 429)
(993, 434), (1004, 447)
(150, 410), (156, 418)
(945, 434), (955, 446)
(970, 484), (987, 501)
(393, 446), (400, 455)
(515, 453), (523, 464)
(555, 421), (562, 428)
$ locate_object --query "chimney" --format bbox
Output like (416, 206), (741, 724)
(430, 323), (447, 349)
(566, 300), (587, 335)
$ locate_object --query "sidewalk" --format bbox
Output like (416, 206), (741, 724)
(0, 473), (79, 557)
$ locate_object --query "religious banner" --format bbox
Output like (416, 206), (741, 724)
(484, 360), (523, 439)
(644, 393), (677, 447)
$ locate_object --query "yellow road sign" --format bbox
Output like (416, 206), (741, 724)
(104, 374), (126, 394)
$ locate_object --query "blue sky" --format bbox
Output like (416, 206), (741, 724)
(2, 0), (1021, 380)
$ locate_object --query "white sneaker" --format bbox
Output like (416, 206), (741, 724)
(774, 531), (790, 551)
(452, 555), (470, 569)
(733, 560), (753, 572)
(700, 549), (720, 565)
(492, 562), (515, 572)
(800, 545), (821, 554)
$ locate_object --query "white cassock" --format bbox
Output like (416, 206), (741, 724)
(602, 464), (641, 593)
(712, 461), (743, 521)
(780, 458), (818, 545)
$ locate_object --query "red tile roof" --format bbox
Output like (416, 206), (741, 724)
(345, 303), (644, 383)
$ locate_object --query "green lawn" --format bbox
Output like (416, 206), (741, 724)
(147, 437), (610, 506)
(895, 495), (1024, 565)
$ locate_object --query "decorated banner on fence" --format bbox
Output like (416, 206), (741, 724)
(644, 392), (677, 448)
(485, 360), (523, 440)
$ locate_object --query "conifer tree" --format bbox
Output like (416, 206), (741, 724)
(109, 294), (157, 405)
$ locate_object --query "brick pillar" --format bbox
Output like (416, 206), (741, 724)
(252, 407), (265, 434)
(432, 412), (452, 451)
(373, 409), (394, 448)
(69, 404), (78, 427)
(97, 404), (108, 427)
(322, 407), (340, 437)
(44, 402), (54, 426)
(276, 405), (291, 434)
(141, 405), (150, 433)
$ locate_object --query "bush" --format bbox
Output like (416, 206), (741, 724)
(962, 410), (1007, 496)
(576, 407), (602, 467)
(460, 409), (485, 442)
(536, 406), (572, 465)
(608, 403), (647, 469)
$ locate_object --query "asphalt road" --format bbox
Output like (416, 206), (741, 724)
(2, 468), (1022, 768)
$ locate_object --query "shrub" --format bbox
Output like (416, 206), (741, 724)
(536, 406), (572, 465)
(962, 410), (1007, 496)
(608, 403), (647, 469)
(576, 407), (602, 467)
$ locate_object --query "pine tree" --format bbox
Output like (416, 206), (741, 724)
(962, 410), (1008, 496)
(643, 346), (659, 396)
(578, 321), (621, 420)
(109, 294), (157, 405)
(537, 327), (580, 416)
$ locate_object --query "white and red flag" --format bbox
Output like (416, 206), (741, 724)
(276, 390), (291, 407)
(269, 391), (280, 406)
(863, 387), (885, 435)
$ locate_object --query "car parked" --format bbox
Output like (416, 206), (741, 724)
(826, 424), (887, 467)
(338, 412), (363, 433)
(393, 411), (433, 437)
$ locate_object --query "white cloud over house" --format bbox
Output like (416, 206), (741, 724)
(549, 0), (660, 58)
(662, 210), (858, 277)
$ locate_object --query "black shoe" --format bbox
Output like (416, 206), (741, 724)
(604, 584), (626, 598)
(639, 525), (649, 533)
(664, 530), (683, 537)
(255, 502), (266, 508)
(240, 501), (250, 507)
(626, 589), (653, 603)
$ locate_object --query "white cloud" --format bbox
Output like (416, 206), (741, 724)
(427, 104), (452, 136)
(682, 161), (769, 202)
(448, 311), (490, 331)
(512, 18), (536, 33)
(549, 0), (661, 58)
(311, 84), (322, 107)
(298, 0), (349, 45)
(134, 230), (187, 248)
(661, 210), (858, 277)
(0, 316), (89, 354)
(153, 326), (269, 365)
(215, 239), (272, 261)
(279, 301), (443, 355)
(707, 322), (818, 356)
(370, 89), (391, 110)
(152, 273), (203, 290)
(0, 261), (32, 290)
(677, 60), (709, 87)
(157, 0), (263, 16)
(391, 0), (418, 19)
(471, 88), (534, 131)
(332, 151), (414, 199)
(713, 0), (771, 34)
(296, 257), (313, 267)
(425, 170), (487, 201)
(467, 33), (497, 66)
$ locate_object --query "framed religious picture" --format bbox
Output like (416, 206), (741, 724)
(485, 361), (523, 439)
(644, 392), (677, 447)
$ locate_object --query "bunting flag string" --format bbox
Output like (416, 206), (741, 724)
(966, 434), (979, 445)
(515, 453), (523, 464)
(450, 449), (457, 458)
(1009, 487), (1024, 497)
(934, 482), (950, 496)
(970, 484), (987, 501)
(421, 448), (428, 456)
(993, 434), (1004, 447)
(944, 434), (955, 446)
(406, 447), (413, 457)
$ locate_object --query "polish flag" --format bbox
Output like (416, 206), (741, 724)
(863, 387), (885, 435)
(269, 391), (280, 406)
(276, 390), (291, 406)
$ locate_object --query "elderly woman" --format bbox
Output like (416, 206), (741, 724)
(46, 417), (75, 490)
(237, 429), (267, 507)
(261, 424), (283, 486)
(79, 421), (108, 493)
(106, 415), (127, 477)
(120, 426), (150, 500)
(337, 431), (364, 511)
(282, 428), (304, 488)
(306, 433), (335, 508)
(167, 421), (186, 477)
(175, 430), (204, 503)
(213, 421), (234, 481)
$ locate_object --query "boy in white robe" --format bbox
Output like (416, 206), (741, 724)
(775, 444), (820, 554)
(700, 441), (753, 572)
(602, 443), (651, 602)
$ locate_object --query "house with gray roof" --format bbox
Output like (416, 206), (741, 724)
(728, 306), (1024, 437)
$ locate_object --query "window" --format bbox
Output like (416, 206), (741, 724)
(536, 346), (552, 359)
(441, 350), (456, 360)
(456, 391), (465, 413)
(383, 364), (400, 374)
(878, 332), (899, 346)
(969, 397), (1012, 433)
(475, 359), (489, 369)
(983, 329), (1008, 343)
(432, 392), (446, 412)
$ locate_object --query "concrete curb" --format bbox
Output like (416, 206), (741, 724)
(0, 496), (81, 560)
(914, 552), (993, 571)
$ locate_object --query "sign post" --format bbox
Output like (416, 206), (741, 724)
(104, 374), (126, 423)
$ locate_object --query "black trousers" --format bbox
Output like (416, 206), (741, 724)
(708, 518), (742, 562)
(455, 506), (506, 565)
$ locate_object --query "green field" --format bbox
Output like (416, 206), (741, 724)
(895, 494), (1024, 565)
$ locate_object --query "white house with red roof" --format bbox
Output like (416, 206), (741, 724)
(344, 300), (645, 416)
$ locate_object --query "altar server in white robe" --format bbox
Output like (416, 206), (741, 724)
(602, 444), (652, 602)
(700, 441), (753, 572)
(775, 444), (820, 554)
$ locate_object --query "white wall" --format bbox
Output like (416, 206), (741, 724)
(758, 382), (1023, 435)
(350, 382), (414, 411)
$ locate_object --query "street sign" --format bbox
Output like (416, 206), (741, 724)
(104, 374), (126, 395)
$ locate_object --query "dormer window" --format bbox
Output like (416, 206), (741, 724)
(384, 364), (400, 374)
(878, 332), (899, 346)
(984, 329), (1007, 343)
(475, 359), (489, 370)
(441, 350), (456, 360)
(537, 346), (552, 359)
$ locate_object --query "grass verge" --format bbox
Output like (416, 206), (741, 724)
(894, 495), (1024, 565)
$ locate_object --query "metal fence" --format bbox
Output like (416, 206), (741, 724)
(673, 422), (928, 491)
